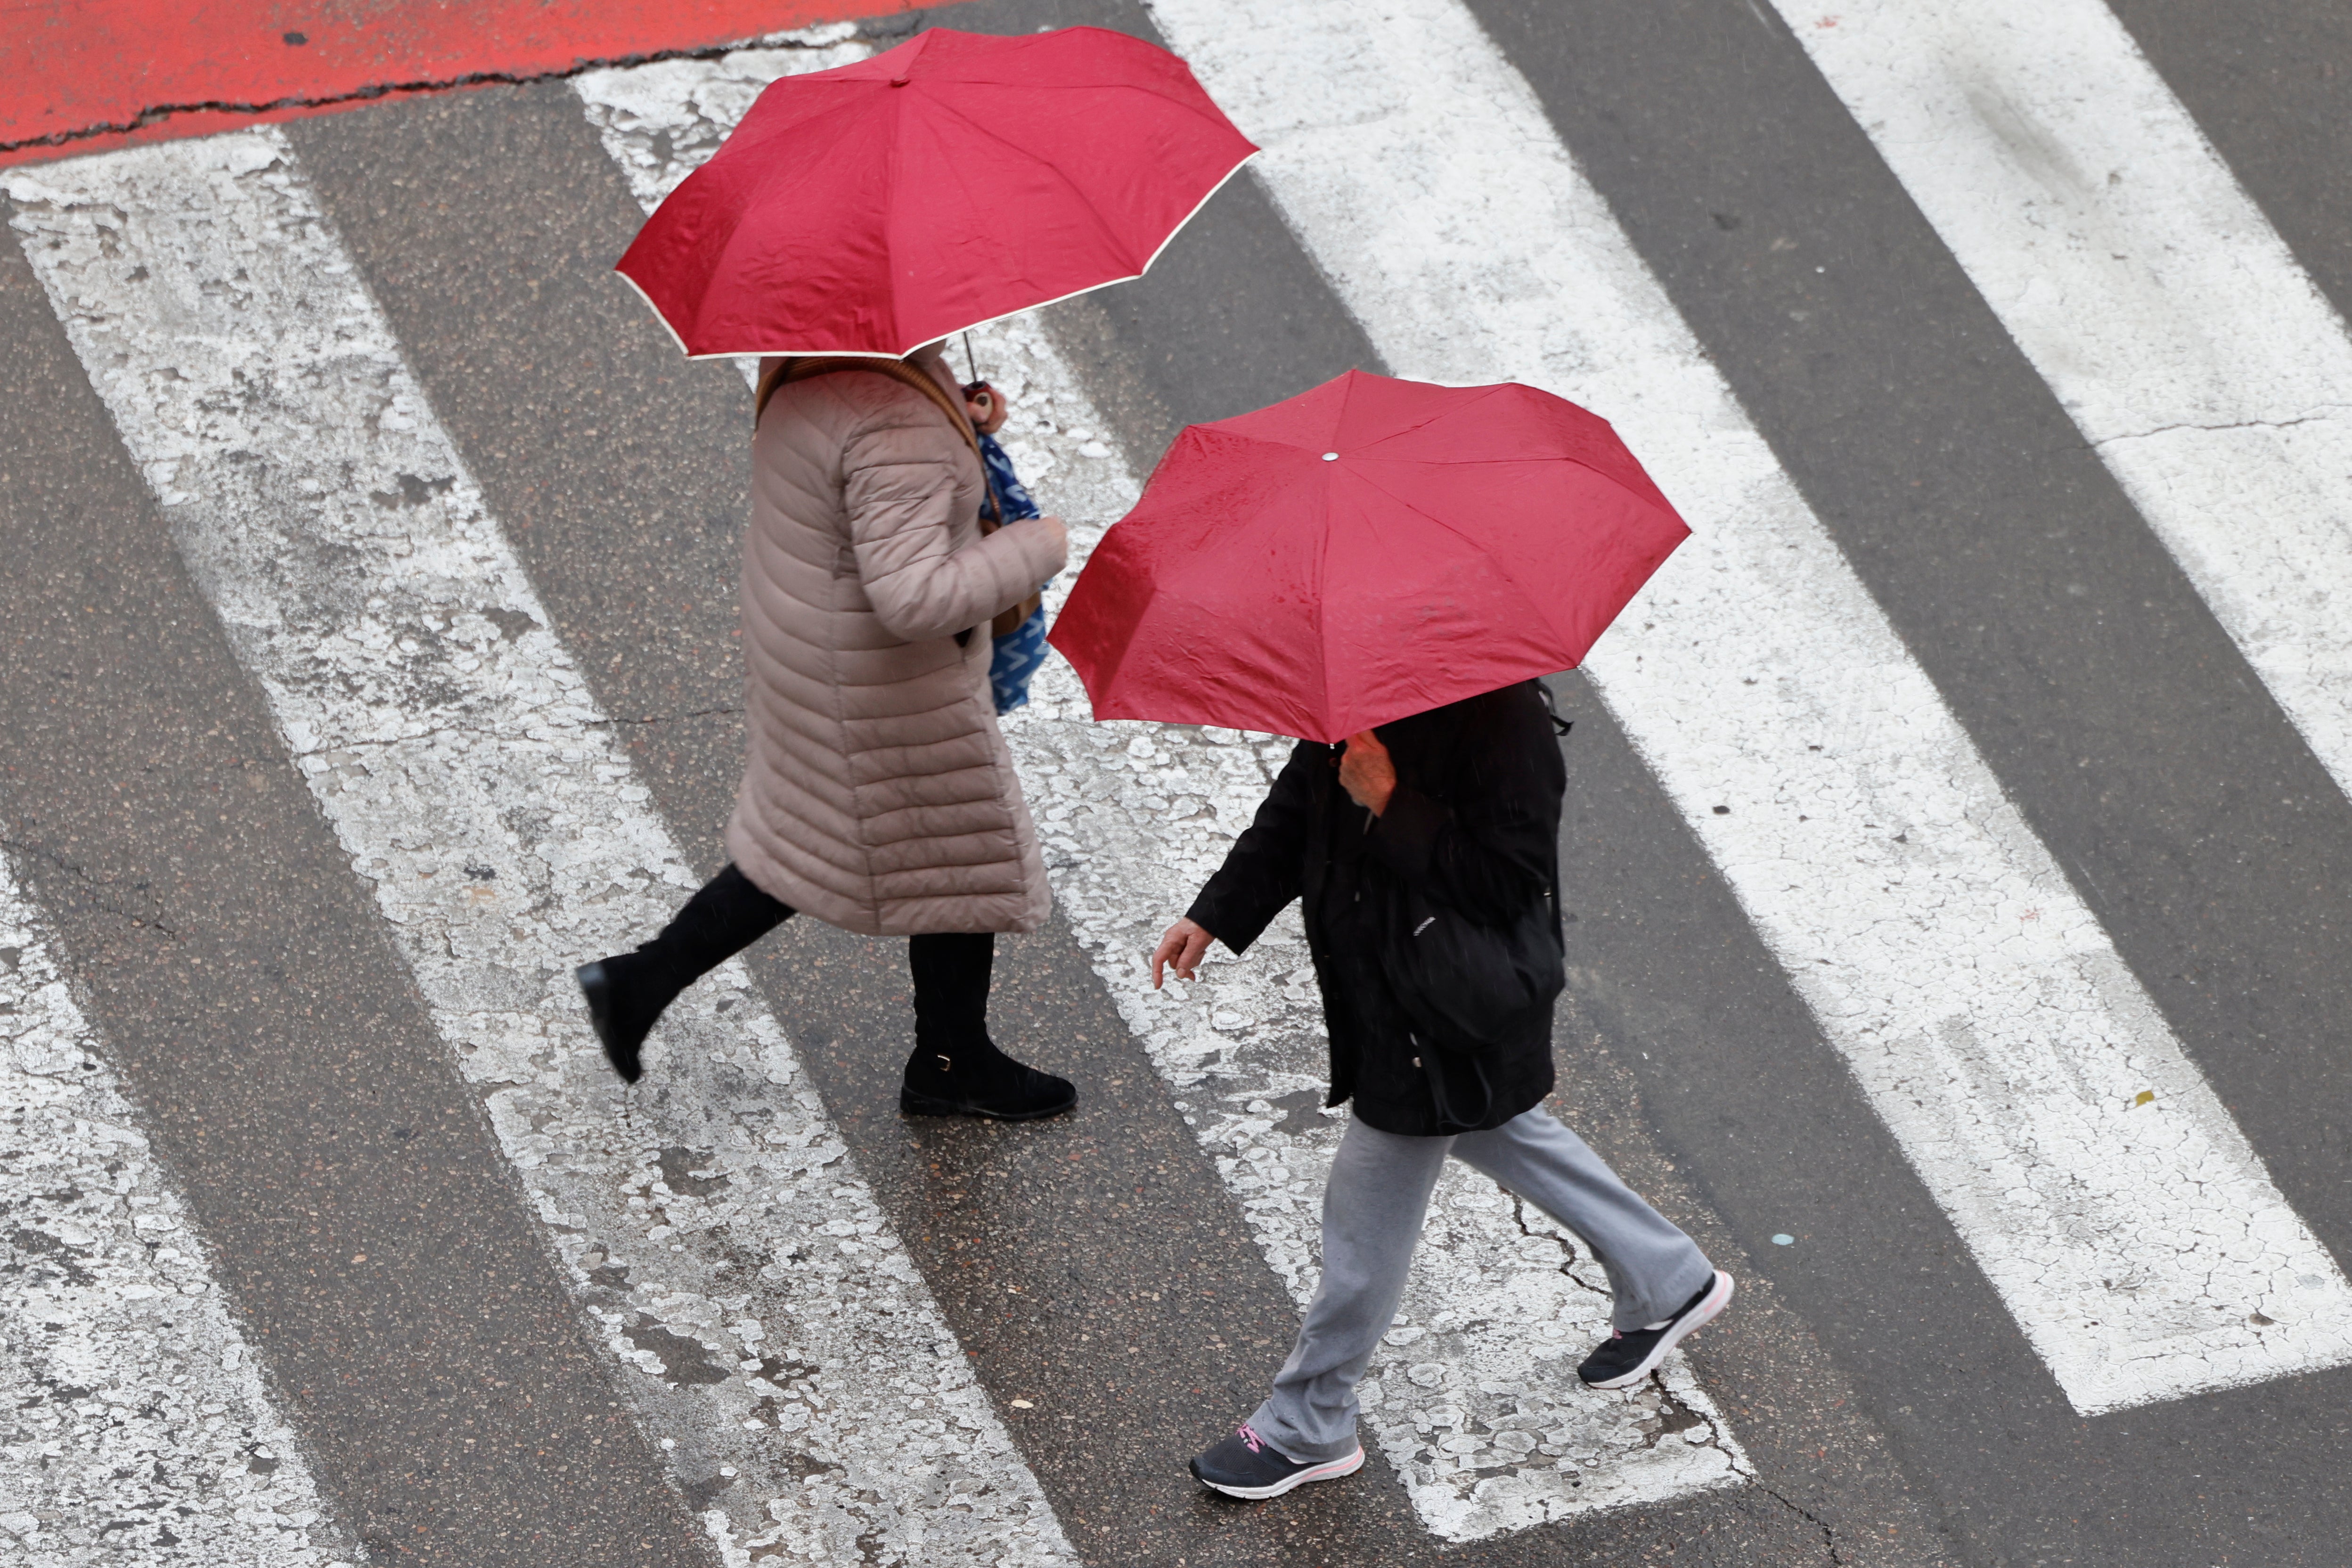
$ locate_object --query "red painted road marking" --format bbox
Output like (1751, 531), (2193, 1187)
(1, 0), (939, 166)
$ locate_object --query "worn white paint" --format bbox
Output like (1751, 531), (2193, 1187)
(4, 135), (1074, 1568)
(577, 27), (871, 212)
(0, 847), (359, 1567)
(580, 49), (1750, 1542)
(1140, 0), (2352, 1415)
(1774, 0), (2352, 806)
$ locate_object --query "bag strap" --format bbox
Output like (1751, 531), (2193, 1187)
(755, 355), (1002, 527)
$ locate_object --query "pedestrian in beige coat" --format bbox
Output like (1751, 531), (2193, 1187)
(578, 342), (1076, 1119)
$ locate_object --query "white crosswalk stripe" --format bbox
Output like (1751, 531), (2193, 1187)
(576, 41), (1752, 1542)
(1774, 0), (2352, 807)
(0, 846), (358, 1567)
(1138, 0), (2352, 1415)
(2, 137), (1076, 1568)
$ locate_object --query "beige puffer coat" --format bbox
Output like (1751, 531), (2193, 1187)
(725, 348), (1066, 935)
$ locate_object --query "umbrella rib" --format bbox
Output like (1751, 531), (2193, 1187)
(1346, 381), (1517, 454)
(1332, 365), (1363, 450)
(1192, 425), (1333, 457)
(916, 90), (1165, 271)
(1313, 455), (1339, 735)
(1347, 453), (1611, 469)
(882, 78), (909, 349)
(921, 65), (1257, 143)
(1343, 465), (1586, 652)
(1350, 448), (1682, 520)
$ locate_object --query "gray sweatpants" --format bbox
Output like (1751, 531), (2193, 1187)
(1248, 1106), (1714, 1463)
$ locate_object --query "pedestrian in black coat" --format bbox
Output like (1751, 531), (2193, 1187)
(1158, 679), (1732, 1502)
(1176, 678), (1564, 1135)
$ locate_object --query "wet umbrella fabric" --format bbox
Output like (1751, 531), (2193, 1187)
(615, 26), (1258, 359)
(1047, 369), (1690, 743)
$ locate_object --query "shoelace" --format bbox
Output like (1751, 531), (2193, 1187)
(1238, 1422), (1266, 1454)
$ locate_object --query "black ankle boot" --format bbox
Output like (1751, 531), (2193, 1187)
(901, 930), (1074, 1119)
(580, 865), (793, 1085)
(576, 951), (682, 1084)
(899, 1033), (1077, 1120)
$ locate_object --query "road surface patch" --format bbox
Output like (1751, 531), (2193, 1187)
(0, 848), (357, 1567)
(1777, 0), (2352, 820)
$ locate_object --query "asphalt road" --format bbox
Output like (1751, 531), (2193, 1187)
(5, 2), (2352, 1566)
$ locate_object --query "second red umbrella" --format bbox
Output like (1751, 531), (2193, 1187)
(616, 26), (1258, 359)
(1048, 369), (1690, 743)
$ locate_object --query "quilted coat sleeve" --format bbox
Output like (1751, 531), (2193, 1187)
(842, 392), (1067, 643)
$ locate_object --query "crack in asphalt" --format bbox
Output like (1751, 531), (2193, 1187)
(0, 836), (180, 940)
(1503, 1192), (1764, 1479)
(1756, 1478), (1846, 1566)
(285, 704), (743, 767)
(1499, 1186), (1762, 1493)
(290, 727), (498, 760)
(0, 33), (849, 156)
(1507, 1190), (1613, 1301)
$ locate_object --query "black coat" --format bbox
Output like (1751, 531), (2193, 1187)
(1186, 681), (1566, 1136)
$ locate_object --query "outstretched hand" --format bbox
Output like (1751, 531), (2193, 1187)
(1152, 916), (1214, 988)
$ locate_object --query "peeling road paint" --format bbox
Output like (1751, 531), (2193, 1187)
(0, 846), (359, 1568)
(578, 41), (1751, 1543)
(4, 134), (1074, 1568)
(1776, 0), (2352, 810)
(1138, 0), (2352, 1415)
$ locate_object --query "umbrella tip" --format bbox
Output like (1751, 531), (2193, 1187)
(1322, 452), (1339, 461)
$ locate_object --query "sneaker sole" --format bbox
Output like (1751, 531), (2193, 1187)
(1191, 1444), (1365, 1500)
(898, 1086), (1078, 1122)
(1584, 1270), (1735, 1390)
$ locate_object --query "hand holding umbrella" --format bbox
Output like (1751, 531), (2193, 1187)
(1336, 728), (1397, 816)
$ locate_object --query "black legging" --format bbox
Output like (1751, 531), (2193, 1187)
(636, 864), (994, 1040)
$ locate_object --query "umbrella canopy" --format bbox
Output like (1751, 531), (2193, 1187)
(615, 26), (1257, 358)
(1048, 369), (1691, 742)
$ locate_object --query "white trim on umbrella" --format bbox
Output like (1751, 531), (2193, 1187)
(627, 148), (1263, 361)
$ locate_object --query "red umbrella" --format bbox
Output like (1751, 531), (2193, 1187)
(615, 26), (1257, 358)
(1048, 369), (1691, 742)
